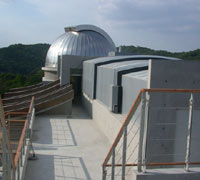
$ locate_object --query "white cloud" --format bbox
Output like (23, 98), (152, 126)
(95, 0), (200, 51)
(25, 0), (99, 19)
(0, 0), (200, 51)
(0, 0), (13, 6)
(97, 0), (200, 34)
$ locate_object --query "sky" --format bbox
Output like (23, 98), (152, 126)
(0, 0), (200, 52)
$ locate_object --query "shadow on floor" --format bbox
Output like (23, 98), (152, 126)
(25, 155), (91, 180)
(33, 116), (77, 146)
(54, 155), (91, 180)
(25, 154), (55, 180)
(69, 104), (92, 120)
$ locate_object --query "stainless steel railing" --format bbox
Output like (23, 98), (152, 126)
(0, 96), (35, 180)
(102, 89), (200, 180)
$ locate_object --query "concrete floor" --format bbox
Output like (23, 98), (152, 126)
(25, 105), (111, 180)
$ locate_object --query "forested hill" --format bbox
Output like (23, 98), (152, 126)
(117, 46), (200, 61)
(0, 43), (50, 74)
(0, 44), (200, 75)
(0, 43), (200, 94)
(0, 43), (50, 94)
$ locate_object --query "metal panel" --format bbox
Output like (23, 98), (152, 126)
(96, 60), (148, 111)
(82, 55), (180, 101)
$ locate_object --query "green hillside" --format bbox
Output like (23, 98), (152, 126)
(0, 43), (200, 95)
(0, 43), (50, 74)
(0, 43), (50, 94)
(118, 46), (200, 61)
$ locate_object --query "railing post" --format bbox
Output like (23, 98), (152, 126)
(8, 149), (11, 180)
(141, 92), (150, 172)
(2, 131), (7, 180)
(102, 166), (107, 180)
(111, 148), (115, 180)
(13, 166), (16, 180)
(122, 126), (127, 180)
(20, 150), (23, 166)
(137, 92), (146, 172)
(22, 138), (25, 155)
(17, 161), (20, 180)
(185, 93), (194, 172)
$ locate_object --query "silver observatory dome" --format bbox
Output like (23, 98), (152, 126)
(45, 25), (116, 67)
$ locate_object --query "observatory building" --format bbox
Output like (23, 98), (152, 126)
(1, 24), (200, 180)
(42, 25), (116, 86)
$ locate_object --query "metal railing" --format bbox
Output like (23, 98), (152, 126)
(3, 85), (74, 115)
(102, 89), (200, 180)
(14, 97), (35, 180)
(0, 97), (15, 180)
(0, 96), (35, 180)
(4, 79), (60, 98)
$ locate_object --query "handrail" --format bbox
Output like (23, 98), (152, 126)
(0, 96), (16, 179)
(102, 88), (200, 178)
(102, 89), (143, 167)
(5, 112), (28, 116)
(3, 84), (72, 110)
(28, 97), (35, 114)
(143, 88), (200, 93)
(8, 82), (43, 92)
(14, 96), (35, 168)
(7, 120), (26, 123)
(4, 79), (60, 98)
(4, 88), (74, 114)
(14, 120), (28, 167)
(3, 82), (61, 104)
(105, 161), (200, 167)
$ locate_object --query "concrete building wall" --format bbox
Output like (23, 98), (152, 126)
(146, 60), (200, 164)
(42, 67), (58, 82)
(96, 66), (115, 111)
(82, 55), (177, 101)
(82, 92), (93, 117)
(82, 61), (95, 99)
(92, 59), (200, 166)
(95, 61), (148, 112)
(60, 55), (84, 85)
(122, 71), (148, 114)
(43, 54), (92, 84)
(83, 59), (200, 180)
(93, 99), (125, 143)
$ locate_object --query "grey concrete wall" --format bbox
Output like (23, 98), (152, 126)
(93, 99), (126, 143)
(81, 92), (93, 117)
(96, 61), (148, 112)
(60, 55), (84, 85)
(43, 54), (92, 85)
(82, 61), (95, 99)
(82, 56), (155, 101)
(122, 72), (148, 114)
(43, 71), (58, 82)
(96, 65), (115, 111)
(146, 60), (200, 164)
(92, 95), (200, 180)
(149, 60), (200, 89)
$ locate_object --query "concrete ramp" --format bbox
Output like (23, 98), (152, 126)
(25, 105), (110, 180)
